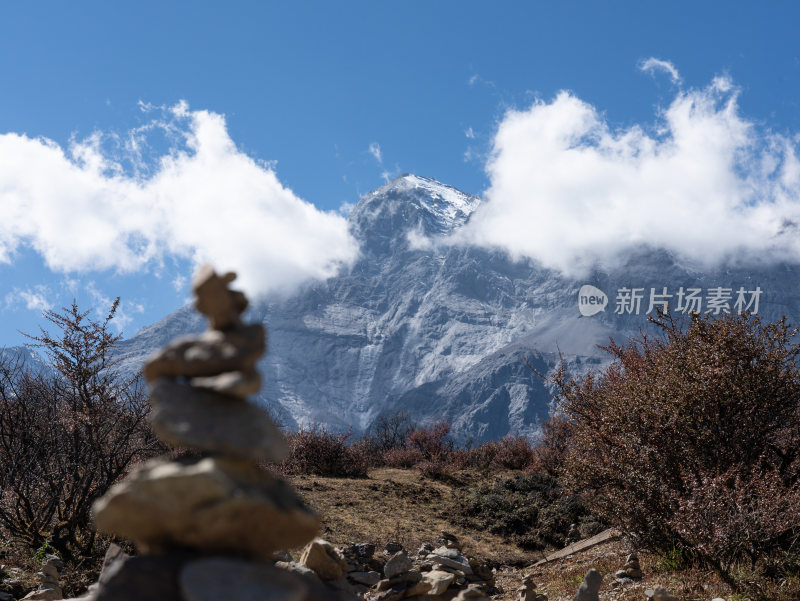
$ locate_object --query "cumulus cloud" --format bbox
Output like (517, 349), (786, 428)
(452, 76), (800, 274)
(639, 57), (682, 84)
(0, 103), (359, 297)
(5, 286), (52, 312)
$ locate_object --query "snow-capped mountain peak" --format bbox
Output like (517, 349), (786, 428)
(349, 175), (481, 248)
(391, 174), (480, 226)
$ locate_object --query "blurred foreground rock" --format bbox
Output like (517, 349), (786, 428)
(66, 265), (348, 601)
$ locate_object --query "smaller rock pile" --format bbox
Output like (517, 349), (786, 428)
(21, 556), (64, 601)
(617, 553), (643, 579)
(517, 574), (547, 601)
(611, 552), (644, 586)
(294, 532), (497, 601)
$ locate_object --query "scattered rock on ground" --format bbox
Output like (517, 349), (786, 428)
(573, 568), (602, 601)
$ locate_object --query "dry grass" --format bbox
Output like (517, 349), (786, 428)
(289, 468), (537, 565)
(287, 467), (737, 601)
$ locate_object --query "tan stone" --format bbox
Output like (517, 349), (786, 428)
(406, 579), (433, 596)
(423, 570), (455, 595)
(192, 265), (248, 330)
(143, 325), (265, 382)
(21, 586), (62, 601)
(92, 456), (319, 558)
(299, 539), (347, 580)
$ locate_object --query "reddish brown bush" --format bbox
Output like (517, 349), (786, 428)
(382, 446), (425, 468)
(488, 436), (536, 470)
(453, 436), (536, 471)
(528, 415), (573, 476)
(405, 421), (453, 461)
(553, 312), (800, 596)
(280, 425), (369, 478)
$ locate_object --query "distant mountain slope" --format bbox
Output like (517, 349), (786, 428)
(115, 174), (800, 441)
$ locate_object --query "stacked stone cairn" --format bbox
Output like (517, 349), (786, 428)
(618, 553), (643, 579)
(69, 265), (349, 601)
(20, 556), (64, 601)
(517, 574), (547, 601)
(611, 552), (643, 586)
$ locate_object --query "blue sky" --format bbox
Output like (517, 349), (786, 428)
(2, 1), (800, 345)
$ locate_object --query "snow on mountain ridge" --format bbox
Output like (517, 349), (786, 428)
(354, 174), (481, 235)
(113, 175), (800, 442)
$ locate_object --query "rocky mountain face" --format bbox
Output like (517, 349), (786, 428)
(40, 175), (800, 442)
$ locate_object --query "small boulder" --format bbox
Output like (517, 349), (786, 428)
(383, 550), (412, 579)
(299, 539), (347, 581)
(422, 570), (455, 596)
(573, 568), (602, 601)
(645, 586), (679, 601)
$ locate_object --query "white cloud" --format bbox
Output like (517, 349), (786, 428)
(465, 127), (475, 139)
(639, 57), (682, 84)
(172, 274), (187, 291)
(369, 142), (382, 163)
(5, 286), (52, 313)
(452, 75), (800, 275)
(0, 103), (359, 298)
(406, 226), (434, 251)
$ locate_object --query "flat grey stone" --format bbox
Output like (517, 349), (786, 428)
(180, 558), (307, 601)
(429, 553), (472, 575)
(384, 550), (412, 579)
(348, 571), (381, 586)
(149, 378), (288, 461)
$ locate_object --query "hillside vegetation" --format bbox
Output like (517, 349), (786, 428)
(0, 306), (797, 601)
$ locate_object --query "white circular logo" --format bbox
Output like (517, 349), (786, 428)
(578, 285), (608, 317)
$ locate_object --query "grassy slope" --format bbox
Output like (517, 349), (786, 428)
(288, 468), (732, 601)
